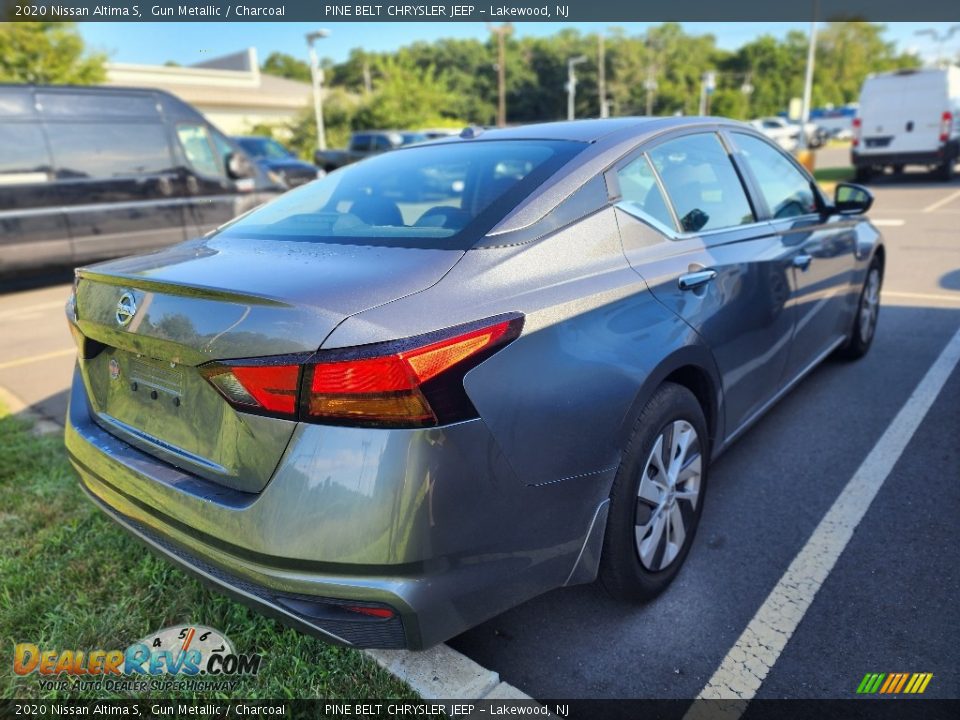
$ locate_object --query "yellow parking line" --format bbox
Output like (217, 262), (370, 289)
(0, 348), (75, 371)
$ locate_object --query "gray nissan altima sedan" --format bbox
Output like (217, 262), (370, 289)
(65, 117), (883, 649)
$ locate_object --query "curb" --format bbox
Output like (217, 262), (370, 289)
(0, 382), (526, 703)
(0, 385), (62, 436)
(366, 645), (533, 701)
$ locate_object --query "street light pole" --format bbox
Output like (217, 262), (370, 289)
(567, 55), (587, 121)
(306, 29), (331, 151)
(798, 8), (818, 150)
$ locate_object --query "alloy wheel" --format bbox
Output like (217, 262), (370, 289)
(635, 420), (702, 571)
(859, 268), (881, 343)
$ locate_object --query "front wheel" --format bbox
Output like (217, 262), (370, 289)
(599, 383), (709, 602)
(837, 257), (882, 360)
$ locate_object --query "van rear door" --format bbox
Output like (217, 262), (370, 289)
(859, 71), (946, 156)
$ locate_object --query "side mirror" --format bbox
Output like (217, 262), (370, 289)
(833, 182), (873, 215)
(225, 152), (254, 180)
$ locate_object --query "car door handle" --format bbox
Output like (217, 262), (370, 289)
(678, 269), (718, 291)
(793, 254), (813, 271)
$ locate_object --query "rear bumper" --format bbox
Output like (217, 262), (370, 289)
(65, 365), (612, 649)
(852, 142), (959, 168)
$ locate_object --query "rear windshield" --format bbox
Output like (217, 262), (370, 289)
(216, 139), (584, 248)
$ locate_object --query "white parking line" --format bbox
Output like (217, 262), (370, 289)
(922, 188), (960, 213)
(871, 219), (905, 227)
(685, 325), (960, 719)
(884, 290), (960, 305)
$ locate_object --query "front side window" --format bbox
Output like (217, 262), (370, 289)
(648, 133), (755, 233)
(734, 133), (818, 219)
(48, 122), (172, 179)
(615, 154), (676, 230)
(176, 124), (222, 177)
(216, 139), (583, 248)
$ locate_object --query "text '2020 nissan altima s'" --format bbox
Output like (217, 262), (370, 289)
(65, 117), (883, 649)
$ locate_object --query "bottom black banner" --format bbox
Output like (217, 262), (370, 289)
(2, 699), (959, 720)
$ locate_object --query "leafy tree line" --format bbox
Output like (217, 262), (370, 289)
(261, 21), (920, 155)
(0, 21), (924, 159)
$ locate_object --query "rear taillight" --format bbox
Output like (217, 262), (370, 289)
(852, 117), (861, 148)
(201, 314), (523, 427)
(940, 111), (952, 143)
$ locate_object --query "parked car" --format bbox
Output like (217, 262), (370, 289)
(749, 116), (825, 151)
(234, 136), (323, 189)
(852, 67), (960, 182)
(0, 84), (281, 276)
(313, 130), (428, 172)
(66, 117), (883, 650)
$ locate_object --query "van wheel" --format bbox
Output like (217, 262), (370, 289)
(837, 256), (882, 360)
(599, 383), (709, 602)
(936, 161), (955, 182)
(854, 167), (873, 184)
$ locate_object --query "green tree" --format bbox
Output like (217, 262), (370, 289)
(261, 51), (312, 83)
(0, 22), (105, 84)
(353, 56), (464, 130)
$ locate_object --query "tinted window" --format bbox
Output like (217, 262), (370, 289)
(176, 124), (222, 177)
(0, 89), (35, 117)
(372, 135), (392, 151)
(38, 92), (159, 118)
(648, 133), (754, 233)
(48, 123), (172, 179)
(616, 154), (675, 230)
(0, 124), (52, 183)
(734, 133), (818, 218)
(217, 139), (583, 248)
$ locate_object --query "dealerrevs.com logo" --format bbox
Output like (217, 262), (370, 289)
(13, 625), (262, 693)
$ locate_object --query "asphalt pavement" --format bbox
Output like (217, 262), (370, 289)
(0, 156), (958, 703)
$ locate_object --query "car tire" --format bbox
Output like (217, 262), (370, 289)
(837, 256), (882, 360)
(854, 167), (873, 184)
(936, 160), (955, 182)
(599, 383), (709, 602)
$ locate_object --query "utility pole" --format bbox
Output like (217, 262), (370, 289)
(488, 23), (512, 127)
(644, 68), (657, 116)
(798, 4), (818, 150)
(306, 29), (331, 151)
(915, 25), (960, 67)
(567, 55), (587, 121)
(598, 34), (608, 118)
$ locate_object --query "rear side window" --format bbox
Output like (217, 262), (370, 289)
(648, 133), (755, 233)
(0, 124), (52, 183)
(615, 154), (676, 230)
(217, 139), (583, 248)
(734, 133), (818, 218)
(48, 123), (172, 179)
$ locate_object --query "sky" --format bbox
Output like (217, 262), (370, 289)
(78, 22), (958, 68)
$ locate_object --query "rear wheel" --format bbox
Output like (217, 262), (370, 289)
(599, 383), (709, 602)
(837, 257), (882, 360)
(854, 166), (873, 184)
(936, 160), (955, 182)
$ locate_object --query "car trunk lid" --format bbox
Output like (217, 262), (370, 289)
(72, 236), (464, 492)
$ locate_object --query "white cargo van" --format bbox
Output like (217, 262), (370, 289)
(852, 67), (960, 182)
